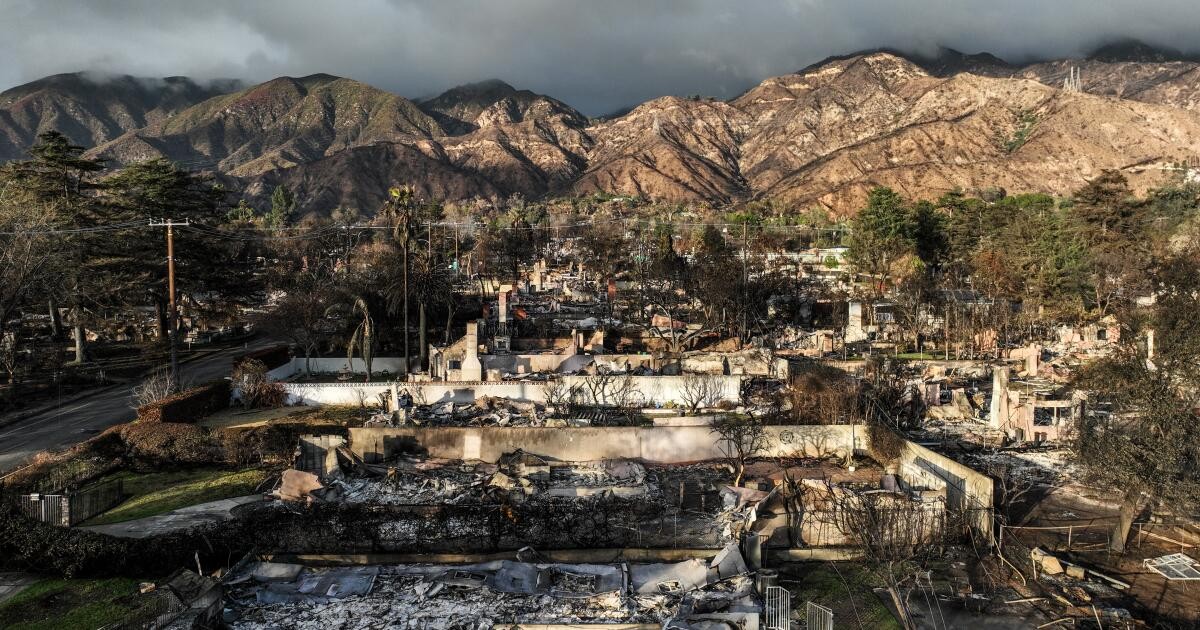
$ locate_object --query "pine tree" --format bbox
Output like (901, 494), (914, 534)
(268, 185), (296, 228)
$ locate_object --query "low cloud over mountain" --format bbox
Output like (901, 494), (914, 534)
(4, 0), (1200, 116)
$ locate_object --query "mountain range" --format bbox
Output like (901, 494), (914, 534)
(4, 41), (1200, 216)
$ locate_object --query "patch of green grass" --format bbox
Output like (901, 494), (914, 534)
(894, 352), (940, 360)
(203, 404), (365, 429)
(780, 563), (902, 630)
(80, 467), (268, 526)
(0, 578), (145, 630)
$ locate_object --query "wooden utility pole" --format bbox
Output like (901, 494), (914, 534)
(741, 222), (748, 346)
(150, 219), (190, 387)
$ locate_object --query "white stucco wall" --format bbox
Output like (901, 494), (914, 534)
(271, 357), (410, 380)
(281, 375), (746, 408)
(348, 423), (864, 464)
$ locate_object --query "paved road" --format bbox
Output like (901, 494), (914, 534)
(0, 341), (276, 473)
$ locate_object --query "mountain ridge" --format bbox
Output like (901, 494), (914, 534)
(5, 39), (1200, 215)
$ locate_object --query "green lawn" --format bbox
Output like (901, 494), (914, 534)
(0, 578), (147, 630)
(81, 467), (269, 526)
(200, 404), (362, 429)
(779, 563), (902, 630)
(894, 352), (941, 360)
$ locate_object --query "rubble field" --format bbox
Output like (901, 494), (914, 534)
(226, 548), (758, 630)
(256, 459), (756, 552)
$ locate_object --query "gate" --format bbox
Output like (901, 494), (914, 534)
(19, 493), (67, 526)
(19, 479), (124, 526)
(764, 585), (791, 630)
(806, 601), (834, 630)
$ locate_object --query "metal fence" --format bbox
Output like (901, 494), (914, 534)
(764, 585), (791, 630)
(806, 601), (834, 630)
(19, 479), (124, 526)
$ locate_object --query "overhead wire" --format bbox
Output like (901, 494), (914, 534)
(0, 219), (147, 235)
(3, 215), (849, 239)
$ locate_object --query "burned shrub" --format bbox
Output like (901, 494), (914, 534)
(0, 503), (260, 579)
(130, 367), (178, 409)
(216, 423), (348, 467)
(232, 359), (287, 409)
(234, 344), (291, 371)
(136, 380), (230, 423)
(867, 421), (906, 464)
(119, 421), (217, 468)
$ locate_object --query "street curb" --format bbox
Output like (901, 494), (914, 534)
(0, 346), (231, 432)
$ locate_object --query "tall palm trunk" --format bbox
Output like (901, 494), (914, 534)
(418, 301), (427, 370)
(402, 240), (410, 377)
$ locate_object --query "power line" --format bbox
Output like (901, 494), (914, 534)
(0, 220), (147, 235)
(4, 216), (850, 239)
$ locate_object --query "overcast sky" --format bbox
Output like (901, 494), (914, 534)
(3, 0), (1200, 115)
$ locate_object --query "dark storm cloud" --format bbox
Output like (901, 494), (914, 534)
(2, 0), (1199, 115)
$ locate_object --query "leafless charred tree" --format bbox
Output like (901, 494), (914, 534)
(608, 374), (643, 409)
(130, 366), (179, 408)
(821, 483), (949, 630)
(254, 274), (336, 377)
(544, 378), (583, 418)
(581, 372), (615, 406)
(711, 415), (771, 485)
(776, 465), (808, 547)
(680, 373), (724, 414)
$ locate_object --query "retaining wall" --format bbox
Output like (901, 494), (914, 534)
(348, 424), (864, 464)
(282, 381), (547, 406)
(281, 375), (745, 408)
(268, 357), (410, 381)
(894, 440), (995, 540)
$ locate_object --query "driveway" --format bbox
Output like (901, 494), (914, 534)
(80, 495), (265, 538)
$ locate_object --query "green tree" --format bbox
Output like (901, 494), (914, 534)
(1072, 245), (1200, 552)
(379, 185), (418, 375)
(476, 210), (536, 289)
(909, 200), (948, 269)
(0, 191), (58, 399)
(847, 187), (915, 298)
(103, 159), (258, 339)
(689, 225), (739, 335)
(1070, 171), (1150, 316)
(1, 131), (106, 362)
(267, 185), (296, 228)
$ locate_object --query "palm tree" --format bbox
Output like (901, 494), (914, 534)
(381, 186), (416, 377)
(327, 295), (374, 382)
(400, 249), (455, 370)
